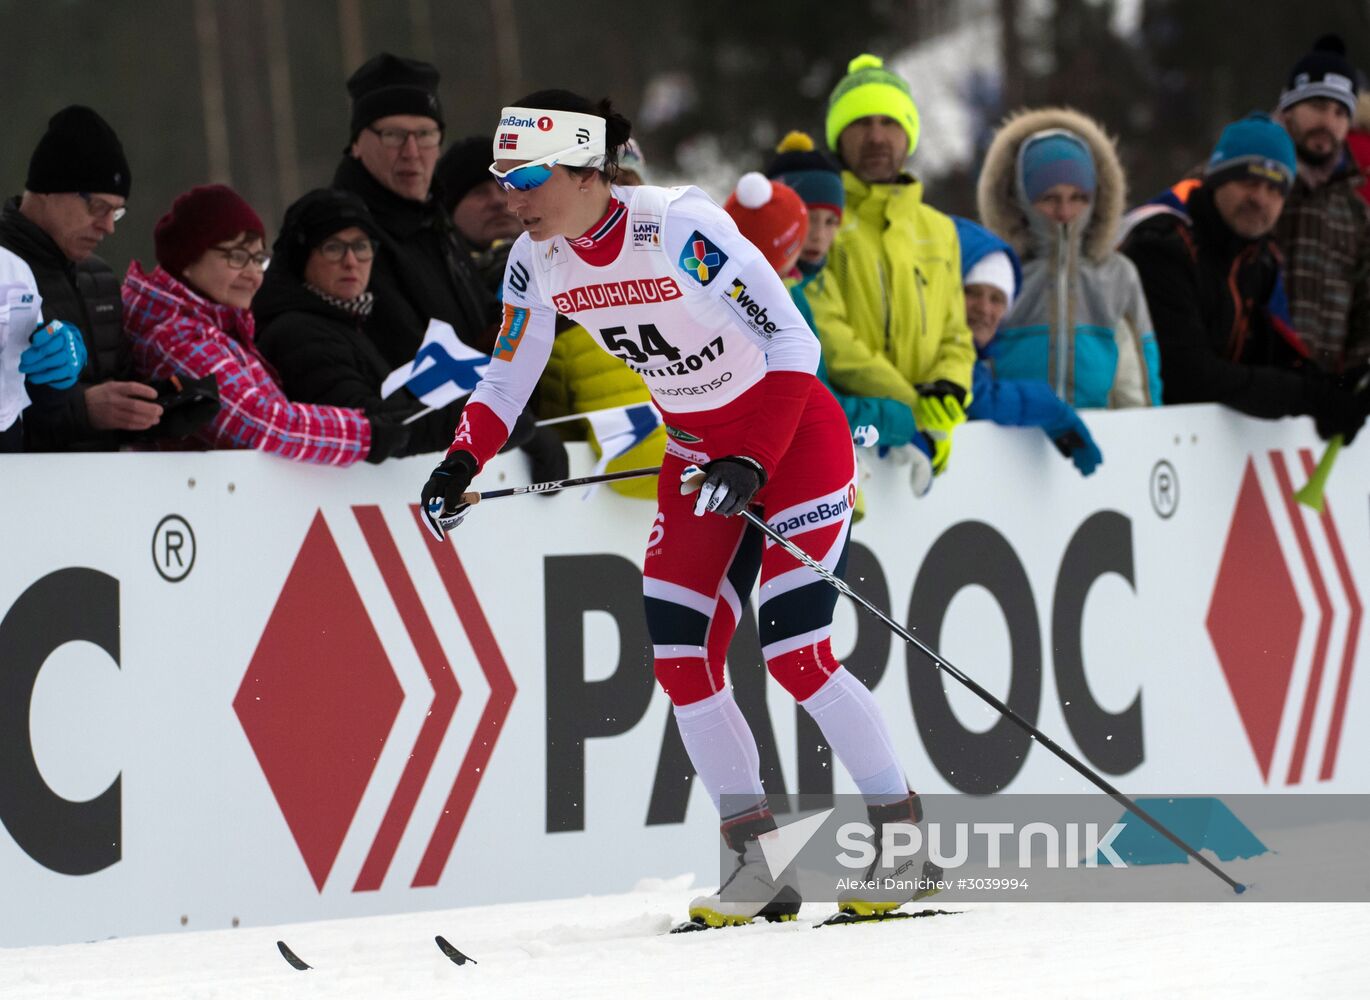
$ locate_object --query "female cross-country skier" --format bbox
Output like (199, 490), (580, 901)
(420, 90), (935, 927)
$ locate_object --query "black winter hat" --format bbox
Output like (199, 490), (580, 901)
(434, 136), (494, 213)
(26, 105), (131, 198)
(347, 52), (444, 139)
(1279, 34), (1358, 116)
(274, 188), (383, 278)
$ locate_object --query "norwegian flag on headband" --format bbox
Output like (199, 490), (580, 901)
(493, 106), (606, 163)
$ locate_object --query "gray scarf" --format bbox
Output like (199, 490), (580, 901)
(306, 283), (374, 318)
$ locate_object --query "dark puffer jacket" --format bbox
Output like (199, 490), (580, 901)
(331, 156), (499, 369)
(252, 266), (465, 457)
(1120, 180), (1323, 418)
(0, 197), (130, 450)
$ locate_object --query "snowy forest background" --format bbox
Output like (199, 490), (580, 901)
(1, 0), (1367, 272)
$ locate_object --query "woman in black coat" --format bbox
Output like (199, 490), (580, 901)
(254, 188), (566, 465)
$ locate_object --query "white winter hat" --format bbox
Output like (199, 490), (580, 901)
(964, 250), (1016, 311)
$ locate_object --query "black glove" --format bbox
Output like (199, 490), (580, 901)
(144, 374), (221, 439)
(913, 379), (969, 407)
(521, 425), (570, 495)
(365, 415), (412, 464)
(1304, 374), (1367, 444)
(693, 456), (767, 517)
(420, 450), (478, 539)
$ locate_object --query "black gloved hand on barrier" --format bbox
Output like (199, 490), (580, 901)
(1304, 373), (1367, 445)
(420, 450), (478, 539)
(365, 415), (412, 464)
(692, 455), (767, 517)
(143, 374), (221, 439)
(521, 425), (570, 494)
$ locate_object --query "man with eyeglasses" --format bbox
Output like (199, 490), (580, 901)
(0, 105), (165, 450)
(332, 52), (500, 369)
(332, 53), (567, 486)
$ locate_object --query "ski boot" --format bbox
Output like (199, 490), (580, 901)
(684, 807), (803, 929)
(836, 793), (943, 919)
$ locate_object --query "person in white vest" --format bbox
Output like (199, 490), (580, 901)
(420, 90), (939, 928)
(1, 246), (86, 451)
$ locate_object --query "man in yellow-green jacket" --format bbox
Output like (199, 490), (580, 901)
(806, 54), (976, 474)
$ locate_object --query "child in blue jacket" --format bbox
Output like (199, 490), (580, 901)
(955, 216), (1102, 476)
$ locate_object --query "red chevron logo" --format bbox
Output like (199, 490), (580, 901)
(235, 506), (515, 891)
(1206, 451), (1361, 784)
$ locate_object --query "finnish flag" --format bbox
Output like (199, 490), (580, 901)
(578, 402), (663, 497)
(585, 402), (662, 473)
(380, 319), (489, 408)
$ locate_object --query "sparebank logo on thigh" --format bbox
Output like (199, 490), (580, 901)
(767, 482), (858, 538)
(236, 508), (516, 894)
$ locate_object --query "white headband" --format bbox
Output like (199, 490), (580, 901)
(493, 106), (607, 165)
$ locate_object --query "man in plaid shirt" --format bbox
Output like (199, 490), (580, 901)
(1273, 35), (1370, 378)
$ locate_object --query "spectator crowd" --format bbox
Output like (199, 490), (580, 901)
(3, 36), (1369, 493)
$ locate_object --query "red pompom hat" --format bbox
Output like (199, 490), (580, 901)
(154, 184), (265, 281)
(724, 172), (808, 272)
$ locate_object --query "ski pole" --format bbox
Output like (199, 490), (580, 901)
(460, 465), (661, 504)
(730, 502), (1246, 895)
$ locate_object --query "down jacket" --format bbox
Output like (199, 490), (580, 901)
(977, 107), (1161, 408)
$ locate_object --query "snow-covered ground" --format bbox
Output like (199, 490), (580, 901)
(2, 873), (1364, 1000)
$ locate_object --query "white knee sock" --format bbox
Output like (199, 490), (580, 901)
(673, 687), (767, 818)
(800, 668), (908, 805)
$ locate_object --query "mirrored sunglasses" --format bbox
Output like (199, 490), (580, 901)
(489, 157), (557, 193)
(488, 143), (603, 193)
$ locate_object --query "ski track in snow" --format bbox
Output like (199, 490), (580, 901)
(1, 884), (1365, 999)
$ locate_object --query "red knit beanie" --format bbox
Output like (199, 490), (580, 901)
(154, 184), (265, 280)
(724, 173), (808, 271)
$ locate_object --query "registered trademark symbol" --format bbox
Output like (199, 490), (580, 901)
(1150, 461), (1178, 519)
(152, 514), (196, 582)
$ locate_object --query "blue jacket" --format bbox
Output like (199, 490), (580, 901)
(969, 346), (1074, 428)
(954, 217), (1103, 475)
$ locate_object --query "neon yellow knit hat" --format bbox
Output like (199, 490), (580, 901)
(825, 53), (920, 155)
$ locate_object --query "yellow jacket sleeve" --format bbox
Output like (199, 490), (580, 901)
(807, 266), (920, 408)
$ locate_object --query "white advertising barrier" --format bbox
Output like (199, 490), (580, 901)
(1, 403), (1368, 946)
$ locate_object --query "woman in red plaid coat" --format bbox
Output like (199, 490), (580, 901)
(122, 184), (407, 465)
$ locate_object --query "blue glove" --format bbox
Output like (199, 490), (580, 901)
(19, 320), (87, 390)
(1044, 410), (1102, 477)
